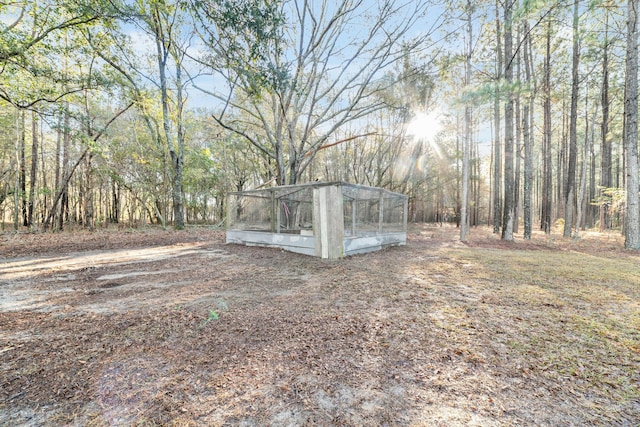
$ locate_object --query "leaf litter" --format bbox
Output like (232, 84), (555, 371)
(0, 225), (638, 426)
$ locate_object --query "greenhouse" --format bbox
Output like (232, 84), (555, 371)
(226, 182), (408, 259)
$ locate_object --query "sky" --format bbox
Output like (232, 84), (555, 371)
(112, 0), (491, 156)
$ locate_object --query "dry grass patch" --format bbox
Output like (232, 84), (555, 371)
(441, 243), (640, 424)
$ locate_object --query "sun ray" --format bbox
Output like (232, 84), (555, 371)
(406, 111), (443, 158)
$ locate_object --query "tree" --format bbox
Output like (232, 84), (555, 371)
(194, 0), (443, 186)
(23, 112), (37, 227)
(624, 0), (640, 249)
(42, 102), (134, 230)
(0, 0), (117, 108)
(522, 19), (534, 240)
(501, 0), (515, 241)
(131, 0), (190, 229)
(575, 86), (596, 236)
(460, 0), (474, 241)
(155, 2), (187, 229)
(493, 0), (503, 234)
(599, 2), (613, 232)
(563, 0), (581, 237)
(541, 20), (553, 234)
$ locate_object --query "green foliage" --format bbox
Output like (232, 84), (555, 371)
(192, 0), (288, 97)
(512, 0), (554, 21)
(0, 0), (631, 240)
(594, 187), (627, 218)
(0, 0), (123, 108)
(198, 299), (229, 329)
(197, 309), (219, 330)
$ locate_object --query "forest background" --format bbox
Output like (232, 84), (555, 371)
(1, 0), (639, 248)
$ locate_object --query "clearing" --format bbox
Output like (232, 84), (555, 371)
(0, 225), (638, 426)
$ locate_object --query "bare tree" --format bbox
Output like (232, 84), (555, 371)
(195, 0), (443, 185)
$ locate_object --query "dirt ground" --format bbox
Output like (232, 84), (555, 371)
(1, 225), (638, 426)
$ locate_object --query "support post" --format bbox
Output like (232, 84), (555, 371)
(352, 198), (357, 237)
(403, 196), (409, 232)
(270, 191), (276, 233)
(313, 185), (344, 259)
(226, 194), (233, 230)
(378, 192), (384, 233)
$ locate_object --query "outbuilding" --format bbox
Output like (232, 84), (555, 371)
(226, 182), (408, 259)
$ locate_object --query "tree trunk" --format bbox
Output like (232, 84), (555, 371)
(473, 132), (480, 226)
(84, 153), (95, 231)
(173, 54), (185, 229)
(19, 110), (27, 227)
(153, 4), (184, 230)
(588, 126), (597, 228)
(13, 111), (20, 230)
(40, 117), (48, 224)
(523, 20), (533, 240)
(461, 2), (472, 241)
(83, 91), (95, 231)
(624, 0), (640, 249)
(575, 96), (592, 237)
(514, 36), (522, 235)
(54, 111), (62, 228)
(600, 9), (612, 232)
(541, 22), (552, 234)
(58, 104), (71, 231)
(455, 122), (461, 228)
(111, 180), (120, 224)
(501, 0), (514, 241)
(27, 111), (38, 227)
(564, 0), (580, 237)
(493, 0), (503, 234)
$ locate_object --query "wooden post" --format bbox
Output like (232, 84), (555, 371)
(403, 196), (409, 232)
(270, 191), (276, 233)
(313, 185), (344, 259)
(378, 192), (384, 233)
(226, 194), (233, 230)
(351, 198), (357, 236)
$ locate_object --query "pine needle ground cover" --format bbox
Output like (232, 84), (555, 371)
(0, 226), (638, 425)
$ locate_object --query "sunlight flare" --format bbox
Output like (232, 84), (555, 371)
(406, 110), (443, 158)
(406, 111), (442, 142)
